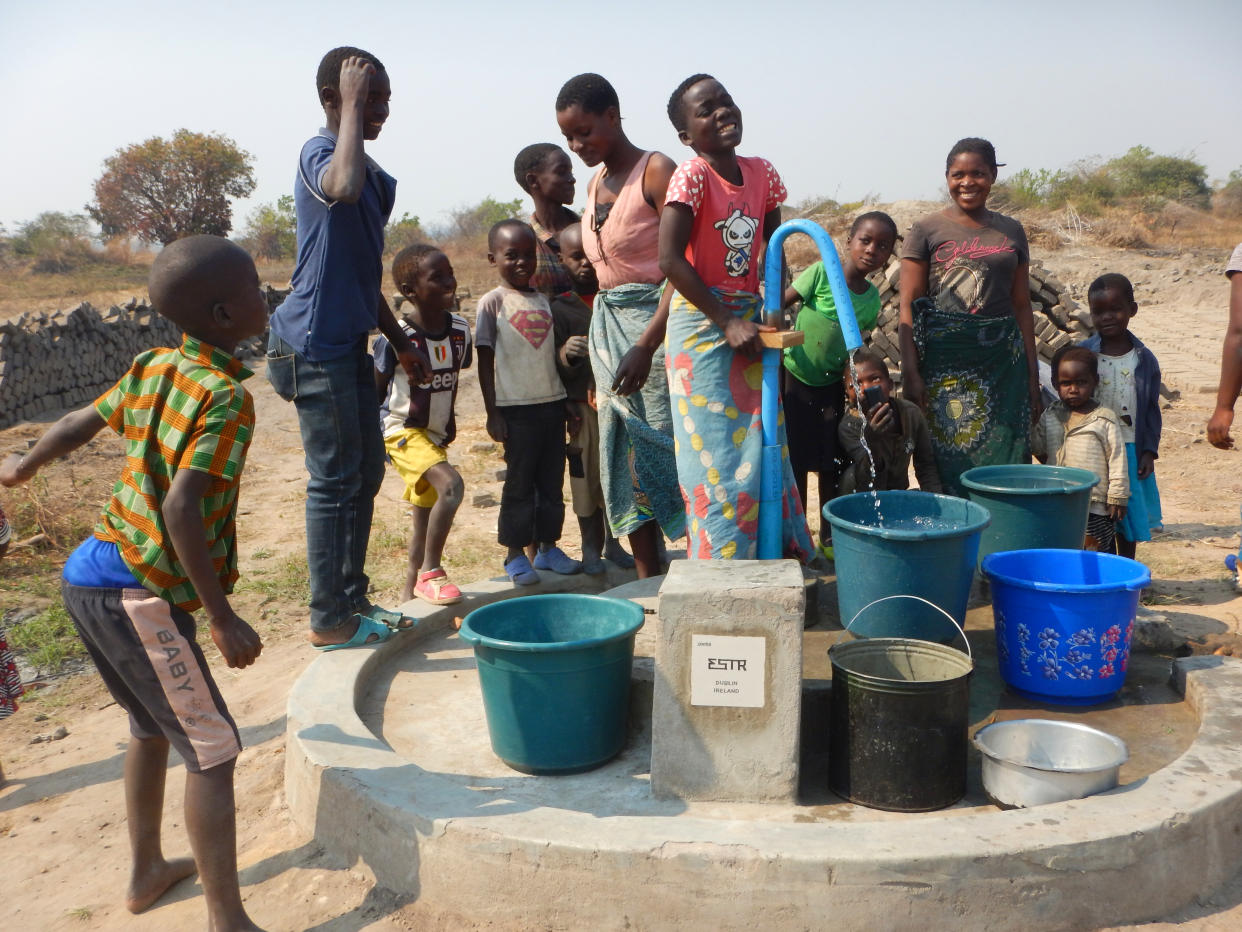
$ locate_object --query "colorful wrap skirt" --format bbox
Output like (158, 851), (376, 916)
(665, 289), (813, 562)
(914, 301), (1031, 496)
(588, 282), (686, 541)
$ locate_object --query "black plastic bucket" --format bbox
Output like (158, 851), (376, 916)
(828, 596), (973, 811)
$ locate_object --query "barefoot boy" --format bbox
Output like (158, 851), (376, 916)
(267, 46), (430, 649)
(0, 236), (267, 930)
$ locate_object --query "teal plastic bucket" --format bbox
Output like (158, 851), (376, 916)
(824, 491), (990, 642)
(960, 465), (1099, 564)
(459, 594), (644, 774)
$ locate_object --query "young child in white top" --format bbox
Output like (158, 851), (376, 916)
(1079, 272), (1162, 561)
(475, 220), (581, 584)
(1032, 345), (1129, 552)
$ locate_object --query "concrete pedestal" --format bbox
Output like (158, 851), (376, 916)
(651, 559), (804, 801)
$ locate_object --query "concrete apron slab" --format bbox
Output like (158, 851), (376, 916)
(286, 569), (1242, 930)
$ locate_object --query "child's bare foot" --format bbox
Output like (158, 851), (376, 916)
(127, 856), (197, 913)
(209, 914), (267, 931)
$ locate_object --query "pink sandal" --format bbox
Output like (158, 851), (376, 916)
(414, 568), (462, 606)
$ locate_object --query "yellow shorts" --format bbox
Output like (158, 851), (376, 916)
(385, 428), (449, 508)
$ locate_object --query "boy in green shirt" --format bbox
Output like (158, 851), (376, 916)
(1, 236), (268, 931)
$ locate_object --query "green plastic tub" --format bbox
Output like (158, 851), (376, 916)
(960, 465), (1099, 564)
(459, 594), (644, 774)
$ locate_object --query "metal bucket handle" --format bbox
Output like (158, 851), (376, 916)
(844, 594), (972, 660)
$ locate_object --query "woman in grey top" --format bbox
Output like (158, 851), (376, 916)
(897, 137), (1041, 495)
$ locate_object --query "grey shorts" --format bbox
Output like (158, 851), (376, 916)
(61, 582), (241, 773)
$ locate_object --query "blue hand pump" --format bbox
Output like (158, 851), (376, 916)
(757, 219), (865, 558)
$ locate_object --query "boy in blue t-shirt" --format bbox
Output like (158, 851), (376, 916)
(267, 47), (430, 650)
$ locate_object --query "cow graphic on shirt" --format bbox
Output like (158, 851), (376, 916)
(715, 205), (758, 279)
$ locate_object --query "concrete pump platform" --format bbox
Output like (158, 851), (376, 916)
(285, 568), (1242, 929)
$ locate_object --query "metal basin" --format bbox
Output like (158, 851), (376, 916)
(973, 719), (1129, 808)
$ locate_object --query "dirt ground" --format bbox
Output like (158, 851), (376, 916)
(3, 237), (1242, 930)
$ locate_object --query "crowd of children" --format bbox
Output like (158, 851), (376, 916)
(0, 47), (1189, 927)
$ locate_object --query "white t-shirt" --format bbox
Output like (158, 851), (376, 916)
(474, 285), (566, 407)
(1096, 348), (1138, 445)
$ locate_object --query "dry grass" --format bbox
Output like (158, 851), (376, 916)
(436, 234), (494, 307)
(1014, 203), (1242, 254)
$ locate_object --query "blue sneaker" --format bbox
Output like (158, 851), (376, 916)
(504, 554), (540, 586)
(533, 546), (582, 575)
(1227, 554), (1241, 592)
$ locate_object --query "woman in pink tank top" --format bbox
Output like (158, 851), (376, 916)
(556, 73), (684, 578)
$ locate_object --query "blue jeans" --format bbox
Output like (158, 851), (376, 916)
(266, 333), (385, 633)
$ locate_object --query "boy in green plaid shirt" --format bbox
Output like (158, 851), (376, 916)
(1, 235), (269, 931)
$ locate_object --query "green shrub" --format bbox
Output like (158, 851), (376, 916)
(995, 168), (1069, 210)
(995, 147), (1209, 212)
(239, 195), (296, 260)
(1103, 145), (1209, 208)
(385, 212), (429, 253)
(10, 212), (98, 273)
(1214, 168), (1242, 217)
(439, 196), (524, 241)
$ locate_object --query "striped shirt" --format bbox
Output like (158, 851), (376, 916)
(1031, 401), (1129, 515)
(375, 314), (472, 446)
(92, 336), (255, 611)
(529, 213), (576, 298)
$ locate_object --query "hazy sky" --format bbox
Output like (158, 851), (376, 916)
(1, 0), (1236, 237)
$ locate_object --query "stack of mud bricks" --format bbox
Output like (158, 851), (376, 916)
(854, 255), (1092, 373)
(651, 560), (804, 802)
(0, 287), (288, 430)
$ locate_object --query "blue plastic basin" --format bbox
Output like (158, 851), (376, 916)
(982, 549), (1150, 705)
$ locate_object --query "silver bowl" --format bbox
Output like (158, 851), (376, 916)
(973, 719), (1129, 809)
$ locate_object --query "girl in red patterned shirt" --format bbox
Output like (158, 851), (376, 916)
(657, 74), (812, 562)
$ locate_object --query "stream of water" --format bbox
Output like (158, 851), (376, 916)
(846, 357), (885, 525)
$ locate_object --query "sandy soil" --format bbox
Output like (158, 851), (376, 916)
(3, 239), (1242, 930)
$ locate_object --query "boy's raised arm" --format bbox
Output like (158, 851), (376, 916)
(319, 56), (374, 204)
(0, 406), (108, 487)
(162, 468), (261, 669)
